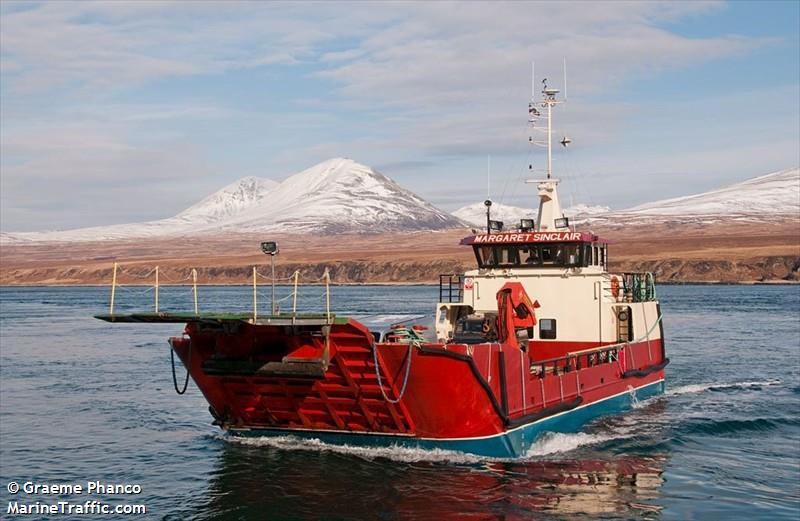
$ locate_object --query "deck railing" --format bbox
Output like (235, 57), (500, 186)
(532, 307), (663, 379)
(106, 262), (333, 323)
(603, 272), (657, 302)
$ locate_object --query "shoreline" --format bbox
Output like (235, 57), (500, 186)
(1, 280), (798, 288)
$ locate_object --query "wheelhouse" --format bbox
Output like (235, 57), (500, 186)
(461, 231), (608, 270)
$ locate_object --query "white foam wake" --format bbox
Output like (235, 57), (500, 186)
(525, 431), (631, 457)
(226, 434), (485, 464)
(666, 380), (781, 396)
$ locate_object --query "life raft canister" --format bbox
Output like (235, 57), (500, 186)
(610, 276), (620, 298)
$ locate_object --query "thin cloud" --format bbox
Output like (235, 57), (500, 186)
(0, 1), (791, 232)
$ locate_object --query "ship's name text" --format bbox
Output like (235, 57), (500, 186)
(472, 232), (584, 244)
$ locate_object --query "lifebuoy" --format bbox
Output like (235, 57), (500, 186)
(610, 276), (620, 298)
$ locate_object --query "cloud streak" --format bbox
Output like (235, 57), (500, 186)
(0, 1), (793, 231)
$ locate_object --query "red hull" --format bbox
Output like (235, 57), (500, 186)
(170, 317), (667, 441)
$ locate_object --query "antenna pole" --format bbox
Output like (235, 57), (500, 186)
(547, 100), (552, 179)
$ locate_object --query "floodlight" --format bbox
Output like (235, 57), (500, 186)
(489, 220), (504, 231)
(261, 241), (279, 255)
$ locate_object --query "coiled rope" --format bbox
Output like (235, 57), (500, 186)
(170, 338), (192, 395)
(373, 341), (415, 404)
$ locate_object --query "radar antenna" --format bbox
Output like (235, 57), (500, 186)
(525, 60), (571, 231)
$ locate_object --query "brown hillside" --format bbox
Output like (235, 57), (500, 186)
(1, 221), (798, 285)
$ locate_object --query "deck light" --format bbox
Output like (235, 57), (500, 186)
(489, 220), (504, 231)
(484, 199), (493, 234)
(261, 241), (279, 255)
(260, 242), (279, 314)
(554, 217), (569, 229)
(519, 219), (535, 231)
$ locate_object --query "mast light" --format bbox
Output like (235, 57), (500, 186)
(489, 220), (504, 231)
(261, 241), (279, 255)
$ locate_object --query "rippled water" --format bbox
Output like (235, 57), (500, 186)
(1, 285), (798, 520)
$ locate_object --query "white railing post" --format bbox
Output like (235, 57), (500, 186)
(325, 268), (331, 324)
(192, 268), (198, 315)
(110, 262), (118, 315)
(154, 265), (159, 313)
(252, 266), (258, 321)
(292, 270), (299, 315)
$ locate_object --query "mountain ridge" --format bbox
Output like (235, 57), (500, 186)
(2, 158), (467, 243)
(176, 176), (279, 223)
(3, 165), (797, 244)
(452, 167), (799, 228)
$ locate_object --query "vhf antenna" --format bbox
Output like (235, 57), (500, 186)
(528, 59), (568, 179)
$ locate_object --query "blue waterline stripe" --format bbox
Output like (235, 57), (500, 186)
(231, 379), (665, 458)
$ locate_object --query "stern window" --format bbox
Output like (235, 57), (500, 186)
(539, 319), (557, 340)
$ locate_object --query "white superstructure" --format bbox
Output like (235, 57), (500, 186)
(435, 72), (662, 352)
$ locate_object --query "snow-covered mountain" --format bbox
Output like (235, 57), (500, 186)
(1, 158), (467, 243)
(618, 168), (799, 218)
(453, 202), (535, 228)
(176, 176), (278, 223)
(4, 164), (796, 245)
(453, 201), (609, 228)
(452, 168), (798, 228)
(217, 158), (465, 233)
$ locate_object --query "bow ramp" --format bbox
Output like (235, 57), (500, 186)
(97, 312), (416, 435)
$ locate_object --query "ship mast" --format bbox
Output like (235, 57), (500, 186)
(527, 61), (569, 231)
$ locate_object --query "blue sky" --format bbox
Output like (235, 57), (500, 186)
(1, 0), (798, 231)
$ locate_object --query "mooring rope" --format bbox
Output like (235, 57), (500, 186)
(157, 271), (194, 283)
(118, 266), (157, 279)
(373, 341), (415, 404)
(116, 284), (155, 295)
(254, 269), (296, 282)
(170, 338), (192, 395)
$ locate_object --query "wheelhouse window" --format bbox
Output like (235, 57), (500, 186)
(583, 243), (593, 267)
(495, 246), (519, 267)
(475, 246), (494, 267)
(520, 247), (540, 265)
(564, 244), (581, 267)
(473, 242), (595, 269)
(539, 319), (557, 339)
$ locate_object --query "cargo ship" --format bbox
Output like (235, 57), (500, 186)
(97, 77), (667, 458)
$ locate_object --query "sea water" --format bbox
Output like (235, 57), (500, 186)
(0, 285), (798, 520)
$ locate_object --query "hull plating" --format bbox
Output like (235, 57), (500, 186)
(169, 319), (667, 458)
(227, 379), (665, 458)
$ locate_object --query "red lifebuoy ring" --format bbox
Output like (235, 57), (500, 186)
(610, 276), (620, 298)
